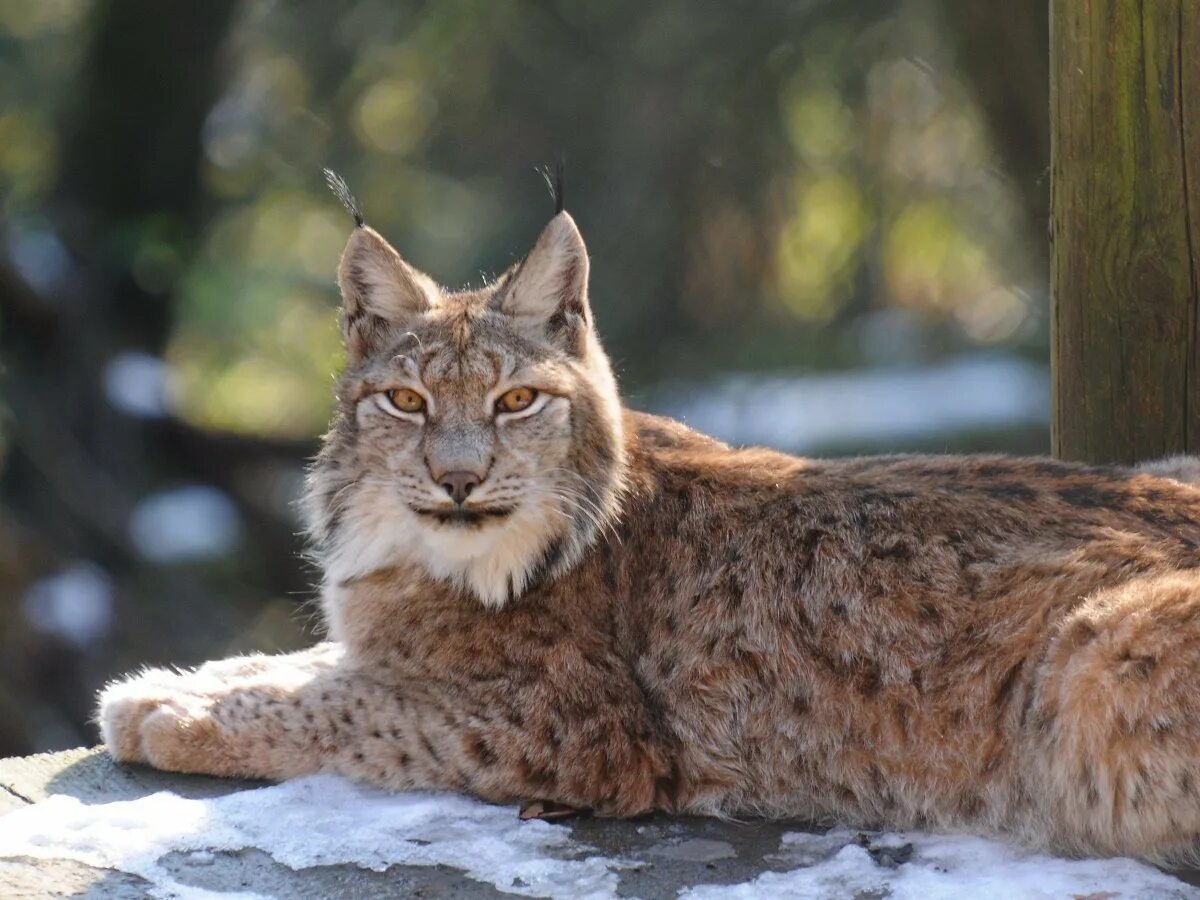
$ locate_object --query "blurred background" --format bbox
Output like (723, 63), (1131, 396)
(0, 0), (1049, 754)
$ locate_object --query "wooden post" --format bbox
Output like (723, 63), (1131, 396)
(1050, 0), (1200, 465)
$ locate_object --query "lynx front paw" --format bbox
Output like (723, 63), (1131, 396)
(97, 671), (228, 773)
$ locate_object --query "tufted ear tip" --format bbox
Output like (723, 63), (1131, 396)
(323, 168), (365, 227)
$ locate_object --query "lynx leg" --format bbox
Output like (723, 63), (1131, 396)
(1021, 572), (1200, 860)
(98, 644), (675, 816)
(97, 644), (340, 773)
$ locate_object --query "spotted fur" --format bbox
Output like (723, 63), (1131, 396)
(99, 211), (1200, 861)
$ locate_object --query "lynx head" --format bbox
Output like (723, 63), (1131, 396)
(305, 206), (625, 609)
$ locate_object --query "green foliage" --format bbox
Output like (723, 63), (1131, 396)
(1, 0), (1044, 439)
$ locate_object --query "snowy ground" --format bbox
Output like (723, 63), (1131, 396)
(649, 354), (1049, 454)
(0, 762), (1195, 900)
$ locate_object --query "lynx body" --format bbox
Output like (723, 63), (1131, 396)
(101, 204), (1200, 860)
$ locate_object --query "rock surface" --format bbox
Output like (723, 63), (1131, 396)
(0, 748), (1198, 899)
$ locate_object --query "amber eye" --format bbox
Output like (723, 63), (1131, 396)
(387, 388), (426, 414)
(496, 387), (538, 414)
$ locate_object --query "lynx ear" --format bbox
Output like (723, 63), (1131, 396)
(493, 212), (590, 353)
(337, 227), (437, 361)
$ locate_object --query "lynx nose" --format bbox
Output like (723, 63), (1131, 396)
(439, 471), (480, 506)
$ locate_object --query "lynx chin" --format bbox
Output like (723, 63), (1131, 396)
(100, 186), (1200, 863)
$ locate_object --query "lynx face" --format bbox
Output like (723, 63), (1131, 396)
(306, 212), (625, 609)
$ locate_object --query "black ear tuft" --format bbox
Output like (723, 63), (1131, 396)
(323, 168), (365, 228)
(539, 158), (565, 215)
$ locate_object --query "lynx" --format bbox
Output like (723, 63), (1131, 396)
(100, 182), (1200, 862)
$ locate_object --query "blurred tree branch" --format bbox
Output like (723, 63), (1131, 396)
(939, 0), (1050, 267)
(0, 0), (254, 754)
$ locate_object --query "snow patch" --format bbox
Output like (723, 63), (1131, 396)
(104, 352), (172, 419)
(652, 355), (1049, 452)
(22, 561), (114, 647)
(686, 829), (1197, 900)
(0, 775), (622, 899)
(0, 779), (1193, 899)
(128, 485), (242, 563)
(6, 227), (76, 297)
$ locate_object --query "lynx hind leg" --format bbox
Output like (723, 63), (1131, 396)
(1135, 455), (1200, 487)
(1023, 572), (1200, 860)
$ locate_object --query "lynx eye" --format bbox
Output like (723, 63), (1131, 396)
(496, 387), (538, 414)
(387, 388), (426, 414)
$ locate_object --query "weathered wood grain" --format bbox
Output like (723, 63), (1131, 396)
(1051, 0), (1200, 464)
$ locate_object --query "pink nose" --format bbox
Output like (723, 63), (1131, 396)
(439, 471), (480, 506)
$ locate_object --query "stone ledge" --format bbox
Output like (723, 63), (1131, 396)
(0, 749), (807, 898)
(1, 749), (1198, 899)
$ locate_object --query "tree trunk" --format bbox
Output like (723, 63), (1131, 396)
(1050, 0), (1200, 465)
(0, 0), (240, 754)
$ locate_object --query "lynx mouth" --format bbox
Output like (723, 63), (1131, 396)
(413, 506), (515, 527)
